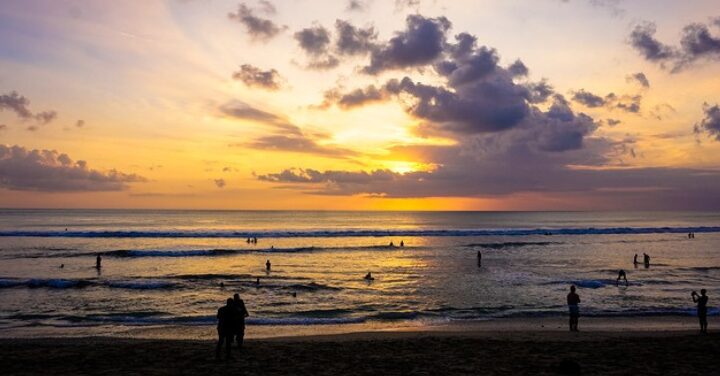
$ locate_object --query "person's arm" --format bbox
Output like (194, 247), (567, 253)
(692, 293), (698, 303)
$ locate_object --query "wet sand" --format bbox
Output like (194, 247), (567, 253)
(1, 317), (717, 375)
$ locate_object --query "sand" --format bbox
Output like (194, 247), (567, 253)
(1, 317), (717, 375)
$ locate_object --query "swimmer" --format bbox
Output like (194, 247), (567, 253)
(616, 270), (628, 286)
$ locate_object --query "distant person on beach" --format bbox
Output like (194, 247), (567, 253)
(95, 254), (102, 269)
(364, 272), (374, 281)
(253, 237), (258, 244)
(691, 289), (709, 334)
(265, 259), (271, 272)
(400, 240), (404, 247)
(633, 254), (638, 265)
(233, 293), (250, 349)
(246, 238), (251, 243)
(389, 242), (394, 247)
(255, 277), (260, 286)
(616, 270), (628, 286)
(216, 298), (235, 360)
(643, 253), (650, 268)
(567, 285), (580, 332)
(477, 251), (482, 267)
(59, 264), (64, 268)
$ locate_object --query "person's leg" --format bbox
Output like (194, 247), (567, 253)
(225, 333), (232, 358)
(216, 332), (223, 359)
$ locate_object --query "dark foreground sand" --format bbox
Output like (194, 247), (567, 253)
(1, 329), (718, 376)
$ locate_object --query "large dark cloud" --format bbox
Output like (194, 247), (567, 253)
(629, 19), (720, 71)
(694, 103), (720, 140)
(228, 2), (285, 40)
(0, 91), (57, 125)
(0, 145), (145, 192)
(232, 64), (282, 90)
(363, 15), (451, 74)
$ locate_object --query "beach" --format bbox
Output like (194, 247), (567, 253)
(1, 318), (718, 376)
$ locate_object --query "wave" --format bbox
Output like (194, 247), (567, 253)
(0, 278), (177, 290)
(2, 226), (719, 239)
(465, 241), (561, 249)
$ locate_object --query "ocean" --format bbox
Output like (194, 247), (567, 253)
(0, 210), (718, 337)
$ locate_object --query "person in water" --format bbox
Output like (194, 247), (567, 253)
(265, 259), (271, 272)
(216, 298), (235, 360)
(95, 254), (102, 269)
(364, 272), (374, 281)
(616, 270), (628, 286)
(691, 289), (709, 334)
(232, 294), (250, 349)
(567, 285), (580, 332)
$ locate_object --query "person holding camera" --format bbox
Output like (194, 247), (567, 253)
(691, 289), (709, 334)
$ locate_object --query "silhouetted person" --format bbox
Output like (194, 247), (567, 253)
(216, 298), (235, 360)
(233, 293), (250, 349)
(477, 251), (482, 267)
(643, 253), (650, 268)
(255, 277), (260, 286)
(616, 270), (628, 286)
(59, 264), (64, 269)
(291, 292), (297, 298)
(95, 254), (102, 269)
(265, 259), (271, 272)
(567, 285), (580, 332)
(364, 272), (374, 281)
(220, 282), (225, 288)
(389, 242), (394, 247)
(246, 238), (251, 243)
(400, 240), (404, 247)
(633, 254), (638, 265)
(692, 289), (709, 334)
(253, 237), (258, 243)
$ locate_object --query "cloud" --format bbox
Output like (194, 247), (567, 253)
(335, 20), (377, 56)
(0, 124), (6, 131)
(606, 118), (622, 126)
(694, 103), (720, 140)
(346, 0), (369, 11)
(228, 2), (285, 41)
(363, 15), (451, 74)
(626, 72), (650, 88)
(0, 91), (57, 125)
(221, 101), (357, 158)
(295, 25), (332, 56)
(214, 179), (226, 188)
(232, 64), (282, 90)
(0, 145), (145, 192)
(322, 85), (387, 109)
(76, 120), (85, 128)
(629, 19), (720, 71)
(257, 0), (276, 14)
(571, 90), (641, 113)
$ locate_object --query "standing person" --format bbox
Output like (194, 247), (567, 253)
(265, 259), (271, 272)
(643, 253), (650, 268)
(233, 294), (250, 349)
(567, 285), (580, 332)
(400, 240), (404, 247)
(216, 299), (235, 360)
(691, 289), (709, 334)
(616, 270), (628, 286)
(477, 251), (482, 267)
(95, 254), (102, 269)
(633, 254), (638, 265)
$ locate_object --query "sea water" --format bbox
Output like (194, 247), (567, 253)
(0, 210), (718, 336)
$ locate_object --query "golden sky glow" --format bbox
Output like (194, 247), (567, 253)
(1, 0), (719, 210)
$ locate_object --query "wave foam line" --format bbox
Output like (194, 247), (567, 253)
(1, 226), (719, 238)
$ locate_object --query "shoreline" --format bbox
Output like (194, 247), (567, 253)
(1, 315), (714, 340)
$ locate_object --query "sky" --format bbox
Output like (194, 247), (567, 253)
(1, 0), (720, 210)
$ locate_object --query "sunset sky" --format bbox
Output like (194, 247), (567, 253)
(1, 0), (720, 210)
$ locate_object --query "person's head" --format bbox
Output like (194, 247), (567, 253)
(701, 289), (707, 296)
(233, 293), (240, 301)
(570, 285), (576, 293)
(226, 298), (233, 306)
